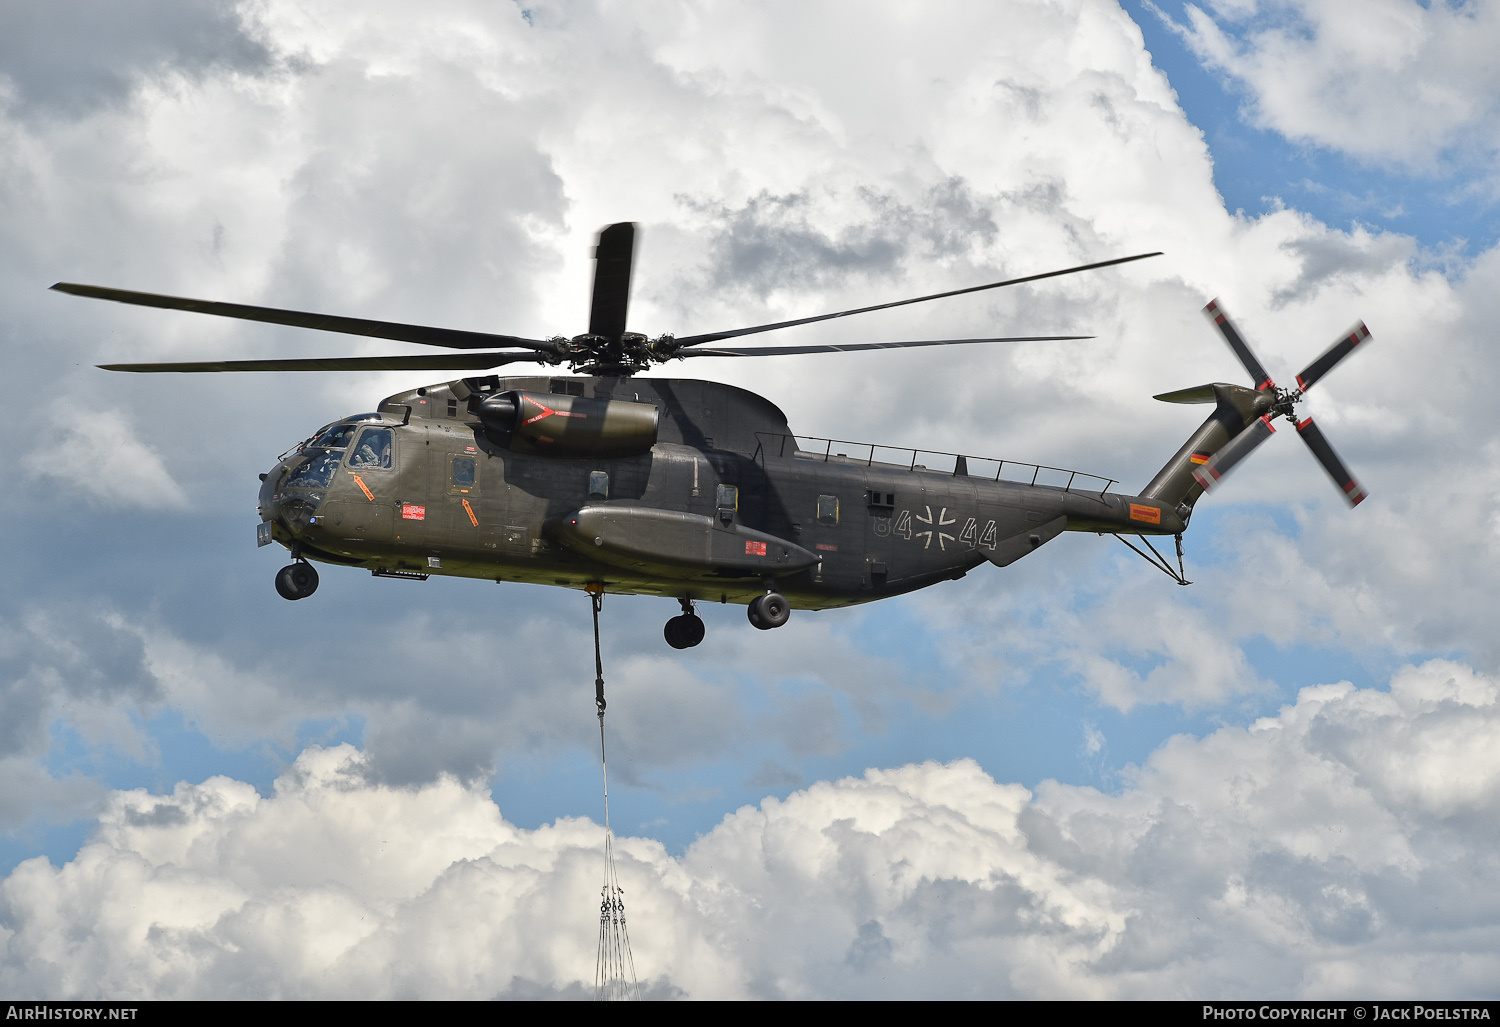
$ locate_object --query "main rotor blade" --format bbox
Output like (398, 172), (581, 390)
(1296, 321), (1371, 392)
(1204, 298), (1275, 391)
(52, 283), (555, 353)
(678, 334), (1092, 357)
(1295, 416), (1368, 506)
(1192, 414), (1277, 492)
(97, 351), (543, 373)
(674, 251), (1162, 347)
(588, 222), (635, 340)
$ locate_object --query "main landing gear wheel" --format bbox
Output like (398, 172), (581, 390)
(664, 597), (706, 649)
(664, 614), (706, 649)
(274, 562), (319, 600)
(747, 592), (790, 630)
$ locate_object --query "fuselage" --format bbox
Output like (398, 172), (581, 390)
(258, 375), (1185, 609)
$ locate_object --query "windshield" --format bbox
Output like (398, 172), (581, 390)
(283, 451), (342, 489)
(311, 423), (360, 450)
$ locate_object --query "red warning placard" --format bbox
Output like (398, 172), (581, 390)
(1129, 503), (1161, 524)
(401, 504), (426, 520)
(744, 540), (767, 556)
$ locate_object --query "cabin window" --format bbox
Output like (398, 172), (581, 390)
(348, 427), (394, 469)
(451, 457), (477, 492)
(817, 494), (839, 526)
(589, 470), (609, 500)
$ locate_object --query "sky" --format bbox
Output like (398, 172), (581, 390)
(1, 0), (1499, 1000)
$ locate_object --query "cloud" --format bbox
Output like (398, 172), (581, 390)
(0, 0), (269, 118)
(1152, 0), (1500, 176)
(23, 409), (189, 510)
(3, 659), (1497, 999)
(2, 1), (1500, 997)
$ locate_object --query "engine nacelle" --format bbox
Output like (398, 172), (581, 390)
(475, 390), (659, 457)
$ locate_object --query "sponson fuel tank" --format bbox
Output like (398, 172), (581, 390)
(546, 505), (820, 580)
(474, 389), (659, 457)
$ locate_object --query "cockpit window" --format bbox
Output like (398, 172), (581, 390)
(312, 424), (360, 450)
(284, 451), (342, 489)
(348, 427), (394, 469)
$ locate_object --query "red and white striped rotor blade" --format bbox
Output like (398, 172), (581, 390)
(1204, 298), (1276, 392)
(1192, 414), (1278, 492)
(1295, 416), (1368, 507)
(1296, 322), (1371, 392)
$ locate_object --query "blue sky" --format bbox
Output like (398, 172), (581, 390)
(2, 0), (1498, 1000)
(1137, 1), (1500, 255)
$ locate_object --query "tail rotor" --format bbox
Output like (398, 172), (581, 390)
(1190, 300), (1370, 507)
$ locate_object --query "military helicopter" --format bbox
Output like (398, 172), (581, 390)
(54, 223), (1369, 649)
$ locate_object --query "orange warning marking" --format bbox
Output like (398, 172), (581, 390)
(462, 499), (479, 527)
(1129, 503), (1162, 525)
(520, 397), (556, 427)
(351, 474), (374, 501)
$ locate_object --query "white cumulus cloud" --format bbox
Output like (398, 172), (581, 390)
(3, 658), (1497, 999)
(1155, 0), (1500, 174)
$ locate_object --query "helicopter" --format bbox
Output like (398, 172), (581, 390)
(53, 223), (1369, 649)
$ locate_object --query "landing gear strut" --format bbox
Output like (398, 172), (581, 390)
(275, 561), (319, 600)
(664, 597), (706, 649)
(747, 591), (790, 630)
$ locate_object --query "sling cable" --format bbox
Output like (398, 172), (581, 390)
(587, 586), (640, 1001)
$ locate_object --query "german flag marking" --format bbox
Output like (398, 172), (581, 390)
(1189, 452), (1210, 465)
(351, 474), (373, 501)
(1129, 503), (1162, 525)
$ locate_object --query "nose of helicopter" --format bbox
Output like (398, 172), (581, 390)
(257, 460), (320, 539)
(257, 465), (280, 522)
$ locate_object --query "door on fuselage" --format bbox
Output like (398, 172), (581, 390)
(323, 425), (396, 542)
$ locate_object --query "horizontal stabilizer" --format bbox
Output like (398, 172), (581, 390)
(1153, 384), (1221, 404)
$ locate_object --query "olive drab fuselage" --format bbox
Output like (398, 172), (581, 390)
(257, 375), (1190, 609)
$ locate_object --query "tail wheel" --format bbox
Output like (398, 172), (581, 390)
(275, 562), (319, 600)
(747, 592), (790, 630)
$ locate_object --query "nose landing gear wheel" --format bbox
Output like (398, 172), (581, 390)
(275, 562), (319, 600)
(747, 592), (790, 630)
(664, 614), (706, 649)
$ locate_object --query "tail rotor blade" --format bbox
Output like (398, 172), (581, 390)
(1296, 322), (1371, 392)
(1295, 416), (1368, 506)
(1204, 298), (1275, 391)
(588, 222), (635, 340)
(1192, 414), (1277, 492)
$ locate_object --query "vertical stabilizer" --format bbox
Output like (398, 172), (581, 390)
(1139, 383), (1272, 510)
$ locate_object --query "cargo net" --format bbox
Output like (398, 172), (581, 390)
(590, 589), (640, 1001)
